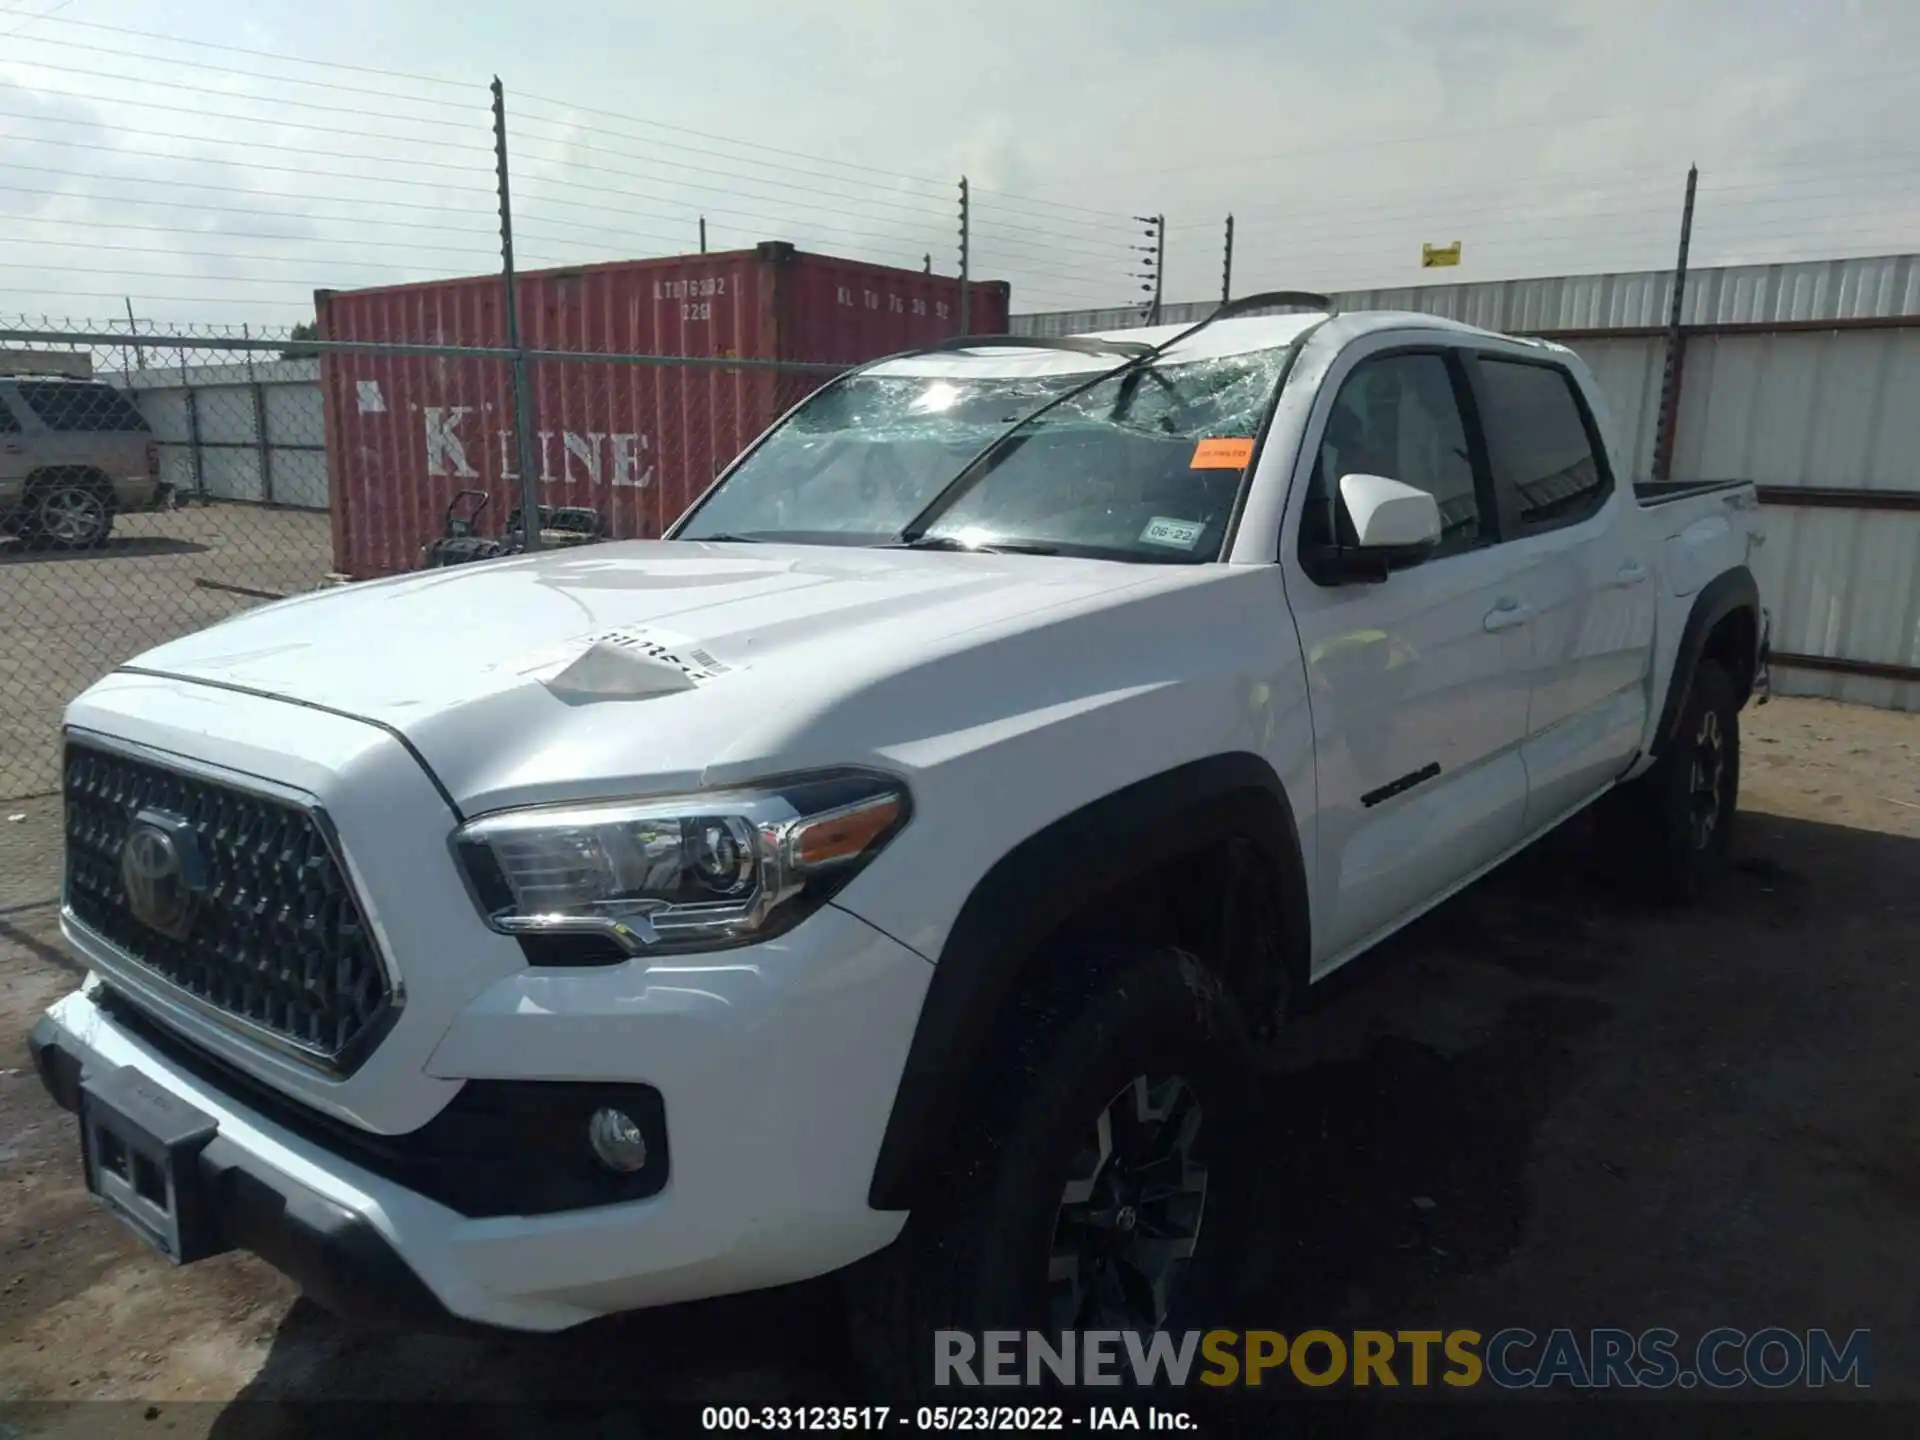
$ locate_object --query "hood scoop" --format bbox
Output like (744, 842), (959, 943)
(494, 625), (737, 703)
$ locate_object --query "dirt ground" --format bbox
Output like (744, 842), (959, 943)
(1, 695), (1917, 1436)
(0, 504), (333, 800)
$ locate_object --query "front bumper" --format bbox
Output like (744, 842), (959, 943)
(30, 1012), (459, 1330)
(28, 899), (931, 1332)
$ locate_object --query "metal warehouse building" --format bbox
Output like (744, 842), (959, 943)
(1015, 252), (1920, 713)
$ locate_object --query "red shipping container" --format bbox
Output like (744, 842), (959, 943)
(316, 242), (1011, 580)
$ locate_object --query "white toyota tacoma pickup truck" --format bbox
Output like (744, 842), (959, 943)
(30, 296), (1770, 1387)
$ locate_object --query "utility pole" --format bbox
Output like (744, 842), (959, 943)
(1651, 163), (1699, 483)
(491, 76), (541, 555)
(957, 176), (971, 335)
(1133, 214), (1165, 324)
(699, 216), (707, 253)
(1220, 215), (1234, 307)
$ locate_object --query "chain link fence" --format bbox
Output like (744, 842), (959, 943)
(0, 323), (843, 799)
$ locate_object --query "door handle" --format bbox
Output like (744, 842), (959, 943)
(1484, 595), (1532, 632)
(1611, 559), (1649, 588)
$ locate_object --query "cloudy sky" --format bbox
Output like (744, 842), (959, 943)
(0, 0), (1915, 330)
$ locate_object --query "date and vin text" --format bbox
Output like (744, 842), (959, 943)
(702, 1406), (1197, 1433)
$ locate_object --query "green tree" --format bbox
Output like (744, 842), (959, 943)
(281, 321), (319, 360)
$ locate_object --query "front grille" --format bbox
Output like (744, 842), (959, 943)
(63, 740), (394, 1069)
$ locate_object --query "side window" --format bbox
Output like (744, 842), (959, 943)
(1301, 352), (1483, 557)
(1473, 359), (1609, 531)
(14, 380), (149, 433)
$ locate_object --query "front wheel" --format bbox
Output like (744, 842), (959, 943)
(844, 945), (1249, 1399)
(1598, 659), (1741, 902)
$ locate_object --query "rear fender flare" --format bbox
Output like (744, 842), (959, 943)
(1651, 566), (1759, 759)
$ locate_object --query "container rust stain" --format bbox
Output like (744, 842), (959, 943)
(317, 242), (1011, 580)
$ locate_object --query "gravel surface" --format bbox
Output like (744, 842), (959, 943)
(1, 694), (1916, 1435)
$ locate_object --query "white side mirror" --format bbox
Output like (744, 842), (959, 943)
(1339, 473), (1442, 550)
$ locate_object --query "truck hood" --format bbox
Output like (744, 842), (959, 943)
(120, 540), (1188, 811)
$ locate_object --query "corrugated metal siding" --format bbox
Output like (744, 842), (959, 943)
(1015, 253), (1920, 711)
(1667, 326), (1920, 710)
(124, 360), (326, 508)
(1753, 507), (1920, 710)
(1012, 251), (1920, 337)
(1673, 329), (1920, 491)
(1563, 336), (1665, 480)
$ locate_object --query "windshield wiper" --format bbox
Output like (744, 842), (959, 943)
(895, 290), (1332, 543)
(688, 532), (765, 543)
(883, 534), (1061, 556)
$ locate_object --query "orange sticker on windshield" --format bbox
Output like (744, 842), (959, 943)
(1191, 437), (1255, 469)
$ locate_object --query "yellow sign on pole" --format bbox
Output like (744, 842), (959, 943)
(1422, 241), (1462, 269)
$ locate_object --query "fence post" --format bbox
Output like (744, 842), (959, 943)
(242, 323), (275, 505)
(957, 176), (971, 336)
(1221, 214), (1234, 307)
(122, 297), (142, 380)
(1134, 215), (1165, 324)
(180, 348), (204, 501)
(491, 76), (541, 554)
(1652, 164), (1698, 483)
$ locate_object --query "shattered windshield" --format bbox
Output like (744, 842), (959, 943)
(674, 345), (1293, 562)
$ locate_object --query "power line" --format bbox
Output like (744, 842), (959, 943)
(1205, 191), (1920, 252)
(1, 215), (496, 258)
(0, 0), (71, 41)
(0, 82), (494, 153)
(2, 241), (493, 272)
(1083, 66), (1920, 180)
(0, 289), (313, 308)
(970, 187), (1135, 222)
(19, 11), (474, 91)
(512, 175), (950, 253)
(0, 59), (483, 130)
(0, 261), (430, 285)
(6, 31), (481, 110)
(509, 111), (952, 205)
(1180, 154), (1920, 228)
(0, 118), (495, 181)
(0, 163), (499, 218)
(515, 91), (951, 191)
(509, 146), (955, 227)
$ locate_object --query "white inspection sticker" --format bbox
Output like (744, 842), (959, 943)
(1140, 516), (1204, 549)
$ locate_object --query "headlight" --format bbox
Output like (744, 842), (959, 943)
(454, 770), (910, 962)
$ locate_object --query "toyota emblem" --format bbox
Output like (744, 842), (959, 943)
(121, 808), (206, 940)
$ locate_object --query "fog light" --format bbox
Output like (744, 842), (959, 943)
(587, 1107), (649, 1173)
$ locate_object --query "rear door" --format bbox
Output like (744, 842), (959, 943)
(0, 385), (28, 517)
(1462, 351), (1656, 828)
(1284, 339), (1535, 968)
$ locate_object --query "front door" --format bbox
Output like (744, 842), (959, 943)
(1284, 345), (1533, 969)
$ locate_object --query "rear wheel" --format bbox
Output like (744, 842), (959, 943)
(843, 945), (1250, 1399)
(1597, 659), (1741, 902)
(26, 471), (115, 549)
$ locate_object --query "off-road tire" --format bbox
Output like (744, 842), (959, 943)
(1597, 659), (1741, 903)
(842, 944), (1252, 1402)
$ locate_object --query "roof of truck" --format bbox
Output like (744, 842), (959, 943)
(869, 309), (1558, 379)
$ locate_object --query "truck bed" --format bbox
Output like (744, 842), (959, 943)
(1634, 479), (1749, 507)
